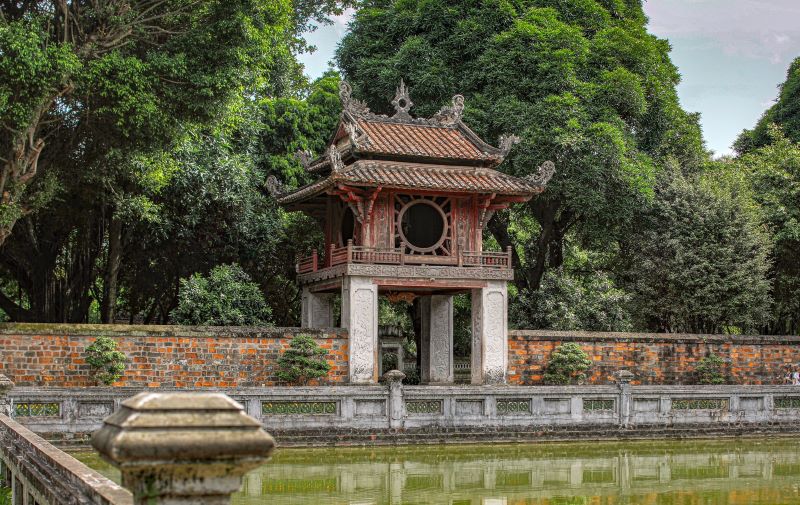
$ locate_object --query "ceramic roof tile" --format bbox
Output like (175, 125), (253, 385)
(357, 120), (493, 161)
(278, 160), (543, 205)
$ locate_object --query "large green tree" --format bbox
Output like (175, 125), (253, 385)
(620, 167), (772, 334)
(736, 57), (800, 152)
(336, 0), (705, 297)
(735, 126), (800, 334)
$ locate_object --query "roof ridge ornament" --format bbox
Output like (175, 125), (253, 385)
(265, 175), (286, 197)
(498, 134), (521, 158)
(526, 160), (556, 187)
(327, 145), (345, 173)
(391, 79), (413, 120)
(432, 95), (465, 126)
(295, 149), (313, 169)
(339, 81), (371, 117)
(344, 121), (371, 149)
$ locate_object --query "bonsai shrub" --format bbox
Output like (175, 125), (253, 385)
(171, 263), (271, 326)
(543, 343), (592, 385)
(695, 353), (726, 384)
(85, 336), (126, 386)
(276, 334), (331, 385)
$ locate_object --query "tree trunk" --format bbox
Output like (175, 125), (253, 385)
(101, 217), (124, 323)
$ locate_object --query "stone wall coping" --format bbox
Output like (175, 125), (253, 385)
(0, 322), (348, 338)
(509, 329), (800, 344)
(0, 413), (133, 505)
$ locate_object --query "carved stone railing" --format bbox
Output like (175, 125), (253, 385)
(1, 381), (275, 505)
(10, 380), (800, 442)
(297, 242), (512, 273)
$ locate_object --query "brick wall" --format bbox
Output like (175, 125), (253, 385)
(0, 324), (348, 387)
(508, 330), (800, 385)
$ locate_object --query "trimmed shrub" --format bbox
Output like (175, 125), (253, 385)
(543, 343), (592, 385)
(85, 336), (126, 386)
(276, 334), (331, 385)
(695, 354), (726, 384)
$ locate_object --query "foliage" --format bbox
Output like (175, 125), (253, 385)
(171, 264), (271, 326)
(85, 337), (127, 386)
(0, 486), (9, 505)
(543, 342), (592, 385)
(275, 334), (331, 385)
(511, 245), (633, 331)
(338, 0), (705, 294)
(736, 57), (800, 152)
(694, 353), (726, 385)
(620, 167), (773, 334)
(402, 368), (421, 386)
(734, 126), (800, 334)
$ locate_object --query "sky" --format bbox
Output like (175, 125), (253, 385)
(298, 0), (800, 156)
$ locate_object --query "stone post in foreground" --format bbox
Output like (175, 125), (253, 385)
(615, 370), (635, 428)
(0, 374), (13, 416)
(92, 392), (275, 504)
(383, 369), (406, 429)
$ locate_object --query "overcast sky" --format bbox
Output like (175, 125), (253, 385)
(299, 1), (800, 156)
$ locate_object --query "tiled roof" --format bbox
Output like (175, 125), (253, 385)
(356, 120), (496, 161)
(278, 160), (543, 205)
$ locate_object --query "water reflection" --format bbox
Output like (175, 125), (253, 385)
(73, 439), (800, 504)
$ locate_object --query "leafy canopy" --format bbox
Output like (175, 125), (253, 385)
(171, 264), (272, 326)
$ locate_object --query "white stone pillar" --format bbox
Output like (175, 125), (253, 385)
(341, 275), (379, 384)
(300, 288), (335, 328)
(471, 281), (508, 385)
(420, 295), (454, 384)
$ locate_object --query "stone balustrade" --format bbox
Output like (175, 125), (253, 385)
(8, 372), (800, 445)
(0, 376), (274, 505)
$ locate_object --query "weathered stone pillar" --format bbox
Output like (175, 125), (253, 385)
(300, 288), (335, 328)
(0, 374), (13, 416)
(92, 392), (275, 505)
(419, 295), (454, 384)
(471, 280), (508, 385)
(341, 275), (379, 384)
(615, 369), (634, 428)
(383, 369), (405, 429)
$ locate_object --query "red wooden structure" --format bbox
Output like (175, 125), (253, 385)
(273, 80), (554, 385)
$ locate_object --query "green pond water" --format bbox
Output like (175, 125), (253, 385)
(72, 438), (800, 504)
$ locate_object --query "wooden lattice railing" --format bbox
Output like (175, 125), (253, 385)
(297, 242), (512, 273)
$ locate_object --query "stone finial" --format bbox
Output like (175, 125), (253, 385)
(391, 79), (413, 120)
(92, 392), (275, 504)
(525, 160), (556, 187)
(0, 374), (14, 416)
(614, 369), (635, 384)
(382, 369), (406, 383)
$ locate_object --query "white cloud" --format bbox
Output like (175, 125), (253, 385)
(331, 8), (355, 36)
(644, 0), (800, 65)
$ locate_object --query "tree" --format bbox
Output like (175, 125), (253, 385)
(543, 342), (591, 385)
(337, 0), (705, 293)
(620, 168), (772, 334)
(736, 57), (800, 152)
(735, 126), (800, 334)
(511, 256), (633, 332)
(694, 353), (726, 385)
(276, 334), (331, 385)
(170, 264), (272, 326)
(0, 0), (301, 247)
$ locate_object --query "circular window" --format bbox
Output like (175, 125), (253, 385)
(398, 200), (446, 252)
(340, 207), (355, 245)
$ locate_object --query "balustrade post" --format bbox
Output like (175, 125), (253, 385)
(615, 370), (635, 428)
(383, 370), (406, 429)
(400, 242), (406, 265)
(311, 249), (318, 272)
(347, 239), (354, 263)
(0, 374), (13, 417)
(506, 246), (513, 267)
(329, 242), (336, 267)
(92, 392), (275, 505)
